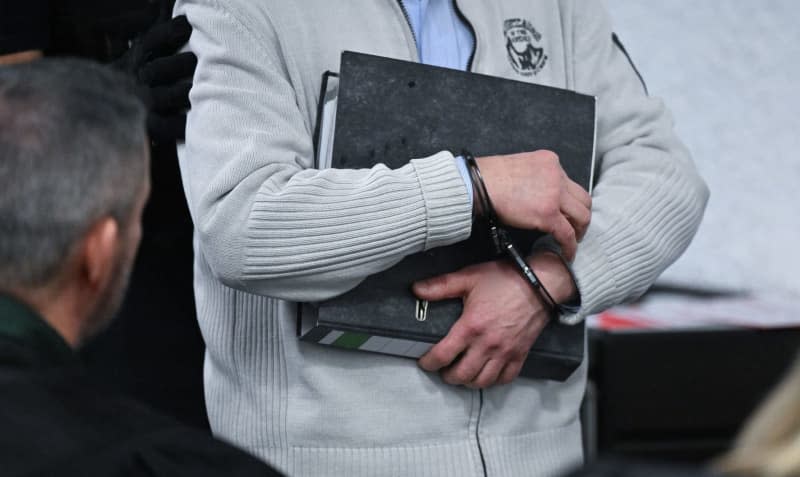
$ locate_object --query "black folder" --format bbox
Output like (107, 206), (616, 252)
(300, 51), (597, 381)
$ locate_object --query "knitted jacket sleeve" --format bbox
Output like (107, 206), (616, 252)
(562, 1), (710, 324)
(174, 0), (473, 302)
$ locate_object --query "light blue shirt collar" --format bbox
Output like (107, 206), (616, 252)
(400, 0), (474, 71)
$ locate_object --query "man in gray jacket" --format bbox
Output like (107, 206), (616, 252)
(175, 1), (709, 476)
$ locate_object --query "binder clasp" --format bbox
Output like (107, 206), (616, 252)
(415, 299), (428, 322)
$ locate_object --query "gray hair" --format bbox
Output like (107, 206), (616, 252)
(0, 58), (148, 289)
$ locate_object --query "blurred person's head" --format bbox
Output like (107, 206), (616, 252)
(716, 354), (800, 477)
(0, 58), (149, 347)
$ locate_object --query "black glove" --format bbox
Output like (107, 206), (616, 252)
(112, 14), (197, 145)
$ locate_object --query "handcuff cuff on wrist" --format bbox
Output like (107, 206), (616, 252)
(462, 149), (565, 317)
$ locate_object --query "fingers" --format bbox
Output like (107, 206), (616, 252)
(418, 326), (469, 372)
(141, 15), (193, 59)
(560, 188), (591, 242)
(497, 360), (525, 385)
(412, 270), (474, 302)
(549, 214), (577, 261)
(416, 259), (549, 389)
(438, 342), (524, 388)
(566, 178), (592, 210)
(479, 150), (589, 258)
(440, 346), (487, 385)
(467, 359), (505, 389)
(149, 81), (192, 112)
(549, 172), (590, 256)
(140, 51), (197, 86)
(415, 268), (477, 371)
(560, 197), (590, 242)
(431, 319), (530, 388)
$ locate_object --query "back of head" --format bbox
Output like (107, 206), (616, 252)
(0, 58), (147, 291)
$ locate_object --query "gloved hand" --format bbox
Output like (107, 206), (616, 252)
(111, 14), (196, 145)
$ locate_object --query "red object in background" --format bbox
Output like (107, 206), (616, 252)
(593, 310), (654, 330)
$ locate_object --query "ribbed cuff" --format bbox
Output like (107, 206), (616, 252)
(569, 227), (618, 325)
(530, 235), (584, 324)
(410, 151), (473, 250)
(570, 159), (708, 324)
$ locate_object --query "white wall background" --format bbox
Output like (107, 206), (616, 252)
(605, 1), (800, 297)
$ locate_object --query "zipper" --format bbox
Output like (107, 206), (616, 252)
(452, 0), (477, 71)
(475, 390), (488, 476)
(395, 2), (483, 474)
(395, 1), (420, 61)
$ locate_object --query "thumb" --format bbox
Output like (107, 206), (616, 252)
(412, 272), (471, 301)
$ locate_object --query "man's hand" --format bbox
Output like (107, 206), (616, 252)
(413, 253), (577, 388)
(475, 150), (591, 260)
(111, 15), (197, 144)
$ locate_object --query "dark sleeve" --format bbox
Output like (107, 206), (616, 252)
(129, 428), (285, 477)
(0, 0), (51, 54)
(140, 436), (285, 476)
(46, 425), (285, 476)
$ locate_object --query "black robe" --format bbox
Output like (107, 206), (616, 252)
(0, 295), (282, 476)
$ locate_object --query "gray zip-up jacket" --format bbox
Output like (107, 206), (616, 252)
(175, 1), (709, 476)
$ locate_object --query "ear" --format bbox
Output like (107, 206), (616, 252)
(80, 217), (120, 293)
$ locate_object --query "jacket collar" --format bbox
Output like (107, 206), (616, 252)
(0, 294), (77, 367)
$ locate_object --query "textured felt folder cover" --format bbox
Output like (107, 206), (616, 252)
(302, 51), (596, 381)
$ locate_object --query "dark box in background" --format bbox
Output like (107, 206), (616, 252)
(586, 326), (800, 463)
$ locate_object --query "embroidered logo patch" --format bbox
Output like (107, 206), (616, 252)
(503, 18), (548, 76)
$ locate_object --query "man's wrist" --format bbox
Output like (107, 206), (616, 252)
(527, 252), (578, 307)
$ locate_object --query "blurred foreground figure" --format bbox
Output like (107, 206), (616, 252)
(567, 354), (800, 477)
(0, 59), (280, 476)
(0, 0), (205, 428)
(716, 355), (800, 477)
